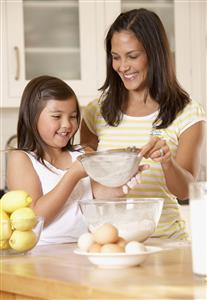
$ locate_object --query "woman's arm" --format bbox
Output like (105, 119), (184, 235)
(7, 150), (87, 226)
(80, 119), (98, 150)
(140, 121), (205, 200)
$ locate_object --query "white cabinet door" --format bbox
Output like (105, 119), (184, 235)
(4, 0), (98, 107)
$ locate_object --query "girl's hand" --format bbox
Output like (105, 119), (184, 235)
(140, 136), (171, 163)
(122, 163), (150, 194)
(70, 159), (88, 179)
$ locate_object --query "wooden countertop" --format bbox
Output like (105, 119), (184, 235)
(1, 239), (206, 300)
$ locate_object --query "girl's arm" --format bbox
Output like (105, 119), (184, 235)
(6, 150), (87, 226)
(140, 121), (205, 200)
(7, 150), (148, 226)
(91, 180), (125, 199)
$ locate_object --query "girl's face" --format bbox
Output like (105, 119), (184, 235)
(111, 30), (148, 92)
(37, 98), (78, 150)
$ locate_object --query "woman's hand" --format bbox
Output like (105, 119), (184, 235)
(140, 136), (171, 163)
(122, 163), (150, 194)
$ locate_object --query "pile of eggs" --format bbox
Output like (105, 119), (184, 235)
(78, 223), (146, 254)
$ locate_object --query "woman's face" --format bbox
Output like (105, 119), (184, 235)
(111, 30), (148, 92)
(37, 97), (78, 150)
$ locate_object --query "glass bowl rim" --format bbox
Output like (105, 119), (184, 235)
(78, 198), (164, 205)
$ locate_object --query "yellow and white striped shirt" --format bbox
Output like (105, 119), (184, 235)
(83, 99), (206, 239)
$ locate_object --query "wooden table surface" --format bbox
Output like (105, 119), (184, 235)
(1, 239), (206, 300)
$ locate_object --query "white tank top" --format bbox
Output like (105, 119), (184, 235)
(26, 151), (93, 245)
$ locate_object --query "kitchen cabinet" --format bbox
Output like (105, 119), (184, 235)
(3, 0), (100, 107)
(2, 0), (206, 110)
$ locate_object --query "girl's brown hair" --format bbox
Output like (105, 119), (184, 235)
(17, 75), (81, 164)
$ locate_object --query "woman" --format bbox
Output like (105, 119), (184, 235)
(80, 9), (206, 239)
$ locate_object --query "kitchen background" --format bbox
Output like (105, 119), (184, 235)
(0, 0), (207, 196)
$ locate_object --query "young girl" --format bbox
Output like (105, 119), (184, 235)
(6, 75), (144, 245)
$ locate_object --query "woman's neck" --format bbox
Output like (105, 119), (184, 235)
(124, 90), (159, 117)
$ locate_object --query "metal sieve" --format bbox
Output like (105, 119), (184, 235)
(78, 148), (142, 187)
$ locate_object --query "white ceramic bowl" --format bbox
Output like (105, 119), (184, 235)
(79, 198), (164, 242)
(78, 148), (142, 187)
(74, 246), (163, 268)
(0, 216), (44, 255)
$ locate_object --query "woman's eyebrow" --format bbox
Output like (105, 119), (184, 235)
(111, 50), (143, 55)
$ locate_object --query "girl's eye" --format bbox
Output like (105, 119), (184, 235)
(70, 115), (77, 119)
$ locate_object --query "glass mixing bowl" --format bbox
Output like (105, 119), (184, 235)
(78, 148), (142, 187)
(79, 198), (164, 242)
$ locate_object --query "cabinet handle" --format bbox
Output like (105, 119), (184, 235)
(14, 46), (20, 80)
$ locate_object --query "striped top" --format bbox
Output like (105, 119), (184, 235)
(83, 99), (206, 240)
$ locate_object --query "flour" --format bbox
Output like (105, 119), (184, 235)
(89, 219), (155, 242)
(114, 219), (155, 242)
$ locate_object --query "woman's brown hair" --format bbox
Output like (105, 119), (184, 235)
(100, 8), (190, 129)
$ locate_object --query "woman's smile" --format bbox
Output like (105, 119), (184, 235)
(122, 72), (138, 81)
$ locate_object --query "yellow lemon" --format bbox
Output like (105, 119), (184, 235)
(0, 209), (12, 240)
(10, 207), (37, 231)
(9, 230), (37, 252)
(0, 239), (10, 250)
(0, 190), (32, 213)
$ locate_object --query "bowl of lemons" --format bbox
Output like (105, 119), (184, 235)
(0, 190), (44, 255)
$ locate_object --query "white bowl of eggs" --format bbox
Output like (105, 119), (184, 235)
(78, 198), (164, 243)
(75, 224), (163, 268)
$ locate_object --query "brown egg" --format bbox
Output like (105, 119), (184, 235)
(116, 236), (127, 248)
(93, 223), (119, 245)
(88, 242), (102, 253)
(101, 243), (124, 253)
